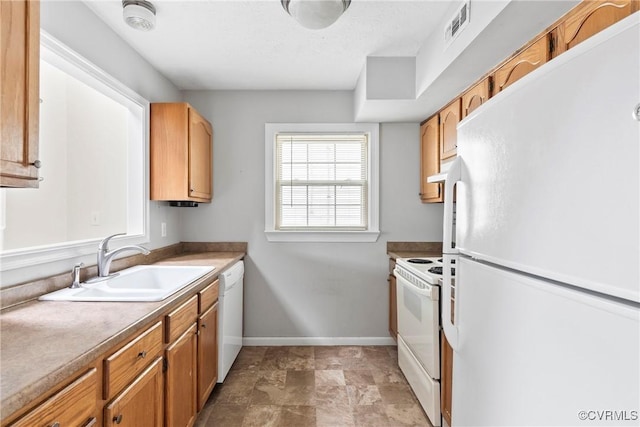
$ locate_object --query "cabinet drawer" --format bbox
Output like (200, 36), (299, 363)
(104, 322), (163, 400)
(12, 368), (98, 427)
(166, 295), (199, 343)
(198, 279), (219, 313)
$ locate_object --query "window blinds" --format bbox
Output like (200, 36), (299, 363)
(275, 133), (368, 230)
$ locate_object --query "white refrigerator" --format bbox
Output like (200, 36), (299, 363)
(438, 13), (640, 426)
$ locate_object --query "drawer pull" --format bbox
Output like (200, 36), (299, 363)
(137, 350), (147, 359)
(201, 323), (206, 328)
(113, 414), (123, 424)
(50, 423), (60, 427)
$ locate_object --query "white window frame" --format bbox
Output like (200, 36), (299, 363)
(265, 123), (380, 243)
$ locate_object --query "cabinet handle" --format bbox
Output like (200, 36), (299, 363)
(31, 160), (42, 168)
(201, 323), (206, 328)
(137, 350), (147, 359)
(195, 330), (200, 336)
(50, 422), (60, 427)
(113, 414), (123, 424)
(190, 188), (194, 193)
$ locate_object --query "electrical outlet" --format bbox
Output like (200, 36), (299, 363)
(161, 222), (167, 237)
(91, 211), (100, 226)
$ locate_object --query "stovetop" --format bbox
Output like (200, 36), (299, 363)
(396, 256), (455, 284)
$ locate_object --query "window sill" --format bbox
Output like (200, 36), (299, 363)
(264, 230), (380, 243)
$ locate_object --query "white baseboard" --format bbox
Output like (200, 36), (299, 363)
(242, 337), (396, 346)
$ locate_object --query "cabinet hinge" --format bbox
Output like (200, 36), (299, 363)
(162, 358), (168, 373)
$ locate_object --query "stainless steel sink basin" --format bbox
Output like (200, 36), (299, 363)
(39, 265), (214, 302)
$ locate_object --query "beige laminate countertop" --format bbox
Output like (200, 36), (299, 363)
(387, 251), (442, 260)
(0, 251), (244, 422)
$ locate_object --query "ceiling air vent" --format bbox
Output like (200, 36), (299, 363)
(444, 0), (470, 48)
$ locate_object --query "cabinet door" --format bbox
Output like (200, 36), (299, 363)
(0, 0), (40, 188)
(553, 0), (636, 57)
(104, 357), (163, 427)
(439, 99), (461, 161)
(492, 35), (550, 95)
(165, 323), (198, 427)
(441, 331), (453, 426)
(197, 302), (218, 411)
(461, 78), (491, 119)
(12, 368), (98, 427)
(188, 108), (213, 200)
(388, 274), (397, 341)
(420, 115), (442, 203)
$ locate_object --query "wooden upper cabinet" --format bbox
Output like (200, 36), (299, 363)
(0, 0), (40, 188)
(552, 0), (637, 57)
(150, 103), (213, 203)
(492, 35), (550, 95)
(462, 78), (491, 119)
(439, 99), (461, 161)
(420, 115), (442, 203)
(188, 108), (213, 200)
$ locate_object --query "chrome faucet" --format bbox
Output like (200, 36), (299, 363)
(97, 233), (150, 278)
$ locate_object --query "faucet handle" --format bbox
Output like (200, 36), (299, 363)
(70, 262), (84, 289)
(98, 233), (127, 250)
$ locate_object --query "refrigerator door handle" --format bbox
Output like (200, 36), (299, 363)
(443, 158), (461, 255)
(442, 254), (459, 350)
(442, 157), (461, 350)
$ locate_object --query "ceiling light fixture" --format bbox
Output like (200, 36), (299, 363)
(122, 0), (156, 31)
(281, 0), (351, 30)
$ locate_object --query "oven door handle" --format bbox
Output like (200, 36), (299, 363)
(395, 271), (438, 300)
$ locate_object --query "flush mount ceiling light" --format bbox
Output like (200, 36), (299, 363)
(123, 0), (156, 31)
(281, 0), (351, 30)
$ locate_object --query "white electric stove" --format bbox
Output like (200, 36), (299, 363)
(394, 256), (452, 427)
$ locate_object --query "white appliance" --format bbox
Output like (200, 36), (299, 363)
(217, 260), (244, 382)
(394, 257), (445, 426)
(434, 14), (640, 426)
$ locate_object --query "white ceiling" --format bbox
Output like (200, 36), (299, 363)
(84, 0), (453, 90)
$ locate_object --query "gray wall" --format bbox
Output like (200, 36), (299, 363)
(182, 90), (444, 343)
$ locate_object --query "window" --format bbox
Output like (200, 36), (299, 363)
(265, 123), (379, 242)
(0, 31), (148, 273)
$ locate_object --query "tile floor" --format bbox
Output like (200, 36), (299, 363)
(194, 345), (433, 427)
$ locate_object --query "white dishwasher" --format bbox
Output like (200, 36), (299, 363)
(217, 260), (244, 382)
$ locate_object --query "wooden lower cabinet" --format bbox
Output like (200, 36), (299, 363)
(441, 331), (453, 426)
(165, 324), (198, 427)
(198, 302), (219, 411)
(11, 368), (98, 427)
(388, 274), (397, 340)
(3, 276), (222, 427)
(104, 358), (163, 427)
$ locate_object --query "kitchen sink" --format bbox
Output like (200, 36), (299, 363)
(39, 265), (214, 302)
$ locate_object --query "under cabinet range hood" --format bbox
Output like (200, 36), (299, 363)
(427, 173), (446, 183)
(427, 157), (459, 184)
